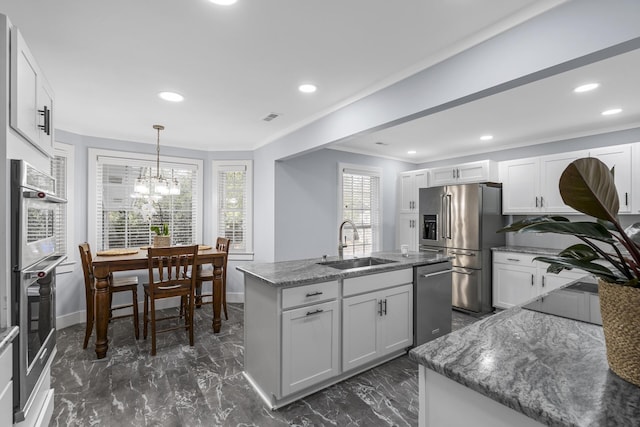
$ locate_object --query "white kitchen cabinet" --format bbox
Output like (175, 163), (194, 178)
(10, 26), (55, 158)
(282, 299), (339, 395)
(343, 283), (413, 372)
(428, 160), (497, 187)
(492, 251), (586, 309)
(590, 144), (632, 213)
(397, 213), (419, 251)
(399, 169), (428, 214)
(500, 151), (587, 214)
(0, 343), (13, 427)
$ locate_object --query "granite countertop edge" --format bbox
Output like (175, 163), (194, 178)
(491, 245), (563, 256)
(0, 326), (19, 353)
(236, 251), (452, 287)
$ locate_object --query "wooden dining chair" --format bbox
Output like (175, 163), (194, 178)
(194, 237), (231, 319)
(143, 245), (198, 356)
(78, 243), (139, 349)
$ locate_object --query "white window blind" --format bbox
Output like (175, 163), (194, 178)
(51, 155), (67, 256)
(341, 166), (381, 256)
(95, 156), (199, 250)
(214, 160), (253, 255)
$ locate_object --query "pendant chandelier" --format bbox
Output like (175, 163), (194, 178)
(132, 124), (180, 199)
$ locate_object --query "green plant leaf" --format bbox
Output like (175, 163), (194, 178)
(505, 220), (615, 243)
(534, 255), (622, 283)
(559, 158), (619, 222)
(557, 244), (599, 261)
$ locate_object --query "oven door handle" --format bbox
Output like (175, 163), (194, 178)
(22, 191), (67, 204)
(23, 255), (67, 280)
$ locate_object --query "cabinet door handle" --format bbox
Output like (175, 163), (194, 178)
(452, 169), (456, 179)
(531, 274), (535, 286)
(378, 300), (383, 316)
(540, 196), (544, 207)
(306, 309), (324, 316)
(383, 299), (387, 315)
(305, 291), (323, 297)
(506, 258), (520, 262)
(535, 196), (539, 208)
(542, 276), (545, 287)
(625, 192), (629, 207)
(456, 169), (460, 179)
(38, 106), (51, 135)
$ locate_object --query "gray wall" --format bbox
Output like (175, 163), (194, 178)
(274, 149), (415, 261)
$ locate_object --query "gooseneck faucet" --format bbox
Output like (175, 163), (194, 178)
(338, 219), (360, 259)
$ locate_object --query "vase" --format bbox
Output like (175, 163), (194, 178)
(598, 279), (640, 387)
(152, 235), (171, 247)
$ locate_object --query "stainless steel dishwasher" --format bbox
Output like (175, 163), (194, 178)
(413, 261), (453, 347)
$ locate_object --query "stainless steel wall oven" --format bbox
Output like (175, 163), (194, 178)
(10, 160), (66, 422)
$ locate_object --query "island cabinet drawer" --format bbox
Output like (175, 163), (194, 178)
(282, 281), (339, 309)
(343, 268), (413, 297)
(493, 252), (537, 266)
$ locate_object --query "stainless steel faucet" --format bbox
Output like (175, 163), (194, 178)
(338, 219), (360, 259)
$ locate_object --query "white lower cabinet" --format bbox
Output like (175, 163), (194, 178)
(282, 300), (339, 395)
(493, 251), (586, 309)
(343, 283), (413, 372)
(0, 343), (13, 427)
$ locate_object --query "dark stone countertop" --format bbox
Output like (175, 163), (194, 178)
(409, 306), (640, 426)
(236, 251), (451, 287)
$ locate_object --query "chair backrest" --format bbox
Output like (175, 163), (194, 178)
(78, 242), (94, 292)
(215, 237), (231, 254)
(147, 245), (199, 295)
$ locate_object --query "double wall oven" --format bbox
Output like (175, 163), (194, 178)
(10, 160), (66, 422)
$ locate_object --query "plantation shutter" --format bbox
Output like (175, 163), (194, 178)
(95, 156), (199, 250)
(341, 167), (381, 256)
(216, 164), (248, 253)
(51, 155), (67, 256)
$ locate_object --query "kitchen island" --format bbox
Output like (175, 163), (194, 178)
(237, 251), (450, 409)
(409, 300), (640, 426)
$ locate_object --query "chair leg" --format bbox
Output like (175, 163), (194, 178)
(143, 293), (148, 340)
(108, 288), (113, 322)
(188, 291), (195, 347)
(150, 297), (157, 356)
(132, 288), (139, 340)
(83, 289), (94, 349)
(195, 282), (202, 308)
(222, 271), (228, 320)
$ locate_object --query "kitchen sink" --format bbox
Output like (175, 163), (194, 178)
(318, 257), (397, 270)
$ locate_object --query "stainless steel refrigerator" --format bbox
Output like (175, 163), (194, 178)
(419, 183), (504, 314)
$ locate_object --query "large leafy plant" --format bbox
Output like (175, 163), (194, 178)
(499, 157), (640, 287)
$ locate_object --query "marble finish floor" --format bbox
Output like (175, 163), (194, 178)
(50, 304), (485, 426)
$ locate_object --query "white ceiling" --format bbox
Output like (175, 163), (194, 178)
(333, 48), (640, 163)
(1, 0), (567, 152)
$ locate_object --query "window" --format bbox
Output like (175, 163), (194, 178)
(339, 163), (382, 256)
(52, 142), (75, 273)
(213, 160), (253, 259)
(88, 149), (203, 250)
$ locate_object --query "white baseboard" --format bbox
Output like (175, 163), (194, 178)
(56, 293), (245, 329)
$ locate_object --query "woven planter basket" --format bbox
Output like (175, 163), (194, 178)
(598, 280), (640, 387)
(152, 235), (171, 247)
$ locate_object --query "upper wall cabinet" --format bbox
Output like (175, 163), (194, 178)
(500, 150), (588, 214)
(590, 144), (632, 213)
(428, 160), (498, 187)
(10, 27), (55, 158)
(399, 169), (427, 214)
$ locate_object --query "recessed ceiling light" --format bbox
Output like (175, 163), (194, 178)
(208, 0), (237, 5)
(158, 91), (184, 102)
(480, 135), (493, 141)
(298, 84), (317, 93)
(574, 83), (599, 93)
(407, 150), (417, 154)
(602, 108), (622, 116)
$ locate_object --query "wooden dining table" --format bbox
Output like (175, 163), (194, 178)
(92, 247), (227, 359)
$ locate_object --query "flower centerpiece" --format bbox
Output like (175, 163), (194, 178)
(499, 157), (640, 386)
(136, 201), (171, 247)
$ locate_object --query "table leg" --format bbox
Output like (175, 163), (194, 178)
(93, 266), (111, 359)
(212, 259), (223, 333)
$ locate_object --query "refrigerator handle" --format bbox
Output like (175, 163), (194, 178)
(446, 194), (452, 239)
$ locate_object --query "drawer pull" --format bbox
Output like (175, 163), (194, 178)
(506, 258), (521, 262)
(306, 309), (324, 316)
(305, 291), (323, 297)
